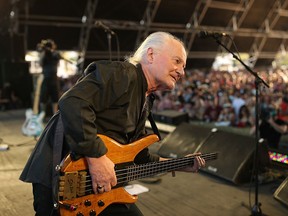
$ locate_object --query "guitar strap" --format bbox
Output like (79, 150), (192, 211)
(148, 112), (161, 139)
(51, 112), (64, 209)
(131, 92), (162, 142)
(147, 94), (162, 140)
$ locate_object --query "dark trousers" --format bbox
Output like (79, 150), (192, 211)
(32, 183), (144, 216)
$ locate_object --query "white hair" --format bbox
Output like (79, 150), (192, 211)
(126, 32), (186, 65)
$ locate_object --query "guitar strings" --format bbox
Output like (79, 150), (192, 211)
(78, 153), (213, 194)
(73, 153), (217, 194)
(77, 153), (217, 184)
(78, 153), (217, 186)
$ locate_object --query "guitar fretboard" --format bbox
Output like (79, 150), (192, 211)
(116, 152), (218, 184)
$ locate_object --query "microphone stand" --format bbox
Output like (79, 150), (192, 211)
(194, 128), (218, 153)
(95, 21), (115, 61)
(212, 35), (269, 216)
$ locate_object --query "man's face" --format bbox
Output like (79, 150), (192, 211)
(150, 39), (187, 91)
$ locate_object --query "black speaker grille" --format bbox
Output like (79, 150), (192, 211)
(157, 123), (270, 184)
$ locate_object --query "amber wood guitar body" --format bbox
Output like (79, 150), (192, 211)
(58, 134), (218, 216)
(59, 134), (159, 216)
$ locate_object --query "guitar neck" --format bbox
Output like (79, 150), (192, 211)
(116, 152), (218, 184)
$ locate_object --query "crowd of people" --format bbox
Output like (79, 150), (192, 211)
(153, 68), (288, 124)
(153, 67), (288, 149)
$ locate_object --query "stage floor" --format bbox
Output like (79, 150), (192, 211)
(0, 109), (287, 216)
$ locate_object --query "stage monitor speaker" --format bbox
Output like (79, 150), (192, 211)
(197, 130), (270, 184)
(157, 123), (270, 184)
(274, 177), (288, 207)
(152, 110), (189, 125)
(157, 122), (214, 158)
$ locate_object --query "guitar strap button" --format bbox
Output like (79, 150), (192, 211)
(55, 165), (61, 171)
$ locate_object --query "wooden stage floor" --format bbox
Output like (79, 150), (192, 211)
(0, 109), (287, 216)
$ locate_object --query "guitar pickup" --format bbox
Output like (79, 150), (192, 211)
(62, 171), (78, 200)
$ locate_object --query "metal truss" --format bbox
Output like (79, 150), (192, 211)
(17, 0), (288, 67)
(78, 0), (99, 73)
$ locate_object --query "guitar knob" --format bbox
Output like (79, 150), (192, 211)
(84, 200), (92, 206)
(76, 212), (84, 216)
(89, 210), (96, 216)
(98, 200), (105, 207)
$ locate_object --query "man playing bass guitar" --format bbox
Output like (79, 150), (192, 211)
(20, 32), (206, 216)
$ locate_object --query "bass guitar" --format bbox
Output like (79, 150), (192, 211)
(22, 74), (45, 137)
(58, 134), (218, 216)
